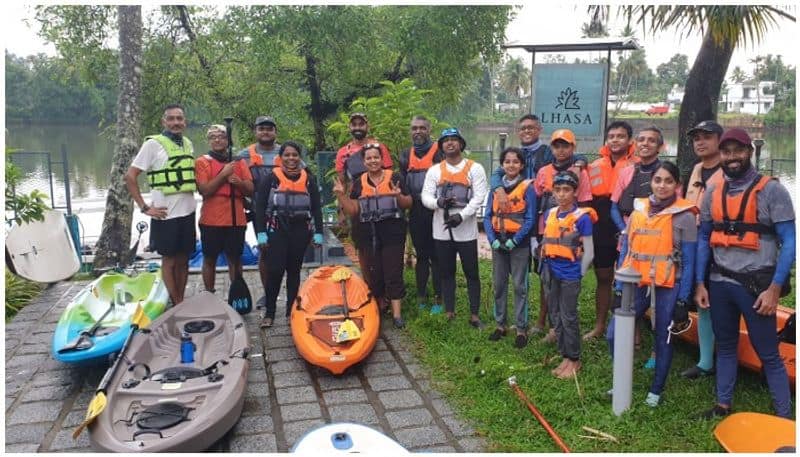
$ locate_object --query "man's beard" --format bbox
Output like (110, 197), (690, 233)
(722, 158), (752, 178)
(351, 130), (367, 140)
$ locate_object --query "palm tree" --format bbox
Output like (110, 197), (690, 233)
(588, 5), (795, 178)
(730, 66), (747, 84)
(499, 56), (531, 114)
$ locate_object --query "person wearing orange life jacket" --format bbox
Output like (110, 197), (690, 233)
(195, 124), (254, 294)
(398, 116), (445, 314)
(532, 129), (592, 342)
(679, 120), (725, 380)
(421, 128), (488, 328)
(540, 170), (596, 379)
(484, 147), (537, 348)
(254, 141), (324, 328)
(335, 112), (393, 183)
(584, 121), (639, 341)
(334, 144), (412, 328)
(607, 161), (697, 407)
(694, 128), (794, 419)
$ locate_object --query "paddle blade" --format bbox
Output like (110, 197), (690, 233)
(131, 303), (151, 329)
(331, 267), (352, 282)
(72, 391), (107, 439)
(336, 319), (361, 343)
(228, 274), (252, 315)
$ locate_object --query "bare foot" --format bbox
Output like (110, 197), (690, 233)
(551, 358), (569, 376)
(541, 329), (557, 344)
(557, 360), (582, 379)
(582, 328), (604, 341)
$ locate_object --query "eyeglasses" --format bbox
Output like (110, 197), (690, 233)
(208, 135), (227, 141)
(519, 125), (540, 132)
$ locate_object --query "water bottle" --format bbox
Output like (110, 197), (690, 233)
(114, 283), (126, 306)
(180, 332), (195, 364)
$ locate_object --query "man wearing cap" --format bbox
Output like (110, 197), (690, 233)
(694, 128), (795, 419)
(195, 125), (254, 294)
(531, 129), (592, 340)
(680, 120), (724, 380)
(335, 112), (392, 183)
(398, 115), (444, 313)
(421, 128), (488, 327)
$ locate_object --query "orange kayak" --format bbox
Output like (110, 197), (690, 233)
(650, 305), (795, 386)
(714, 412), (795, 452)
(290, 265), (379, 375)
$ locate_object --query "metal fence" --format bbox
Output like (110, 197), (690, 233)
(7, 145), (73, 218)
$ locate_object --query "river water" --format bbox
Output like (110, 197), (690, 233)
(5, 123), (796, 243)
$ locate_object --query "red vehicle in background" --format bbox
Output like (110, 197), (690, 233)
(645, 105), (670, 115)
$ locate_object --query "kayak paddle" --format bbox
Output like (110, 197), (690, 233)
(58, 299), (116, 353)
(228, 271), (253, 315)
(331, 267), (361, 343)
(72, 303), (151, 439)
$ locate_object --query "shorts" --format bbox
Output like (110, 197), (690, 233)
(150, 213), (196, 257)
(592, 242), (619, 269)
(199, 225), (246, 260)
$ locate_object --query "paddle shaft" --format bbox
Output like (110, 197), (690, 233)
(83, 300), (115, 339)
(96, 323), (138, 394)
(224, 116), (236, 226)
(510, 382), (570, 453)
(339, 281), (350, 320)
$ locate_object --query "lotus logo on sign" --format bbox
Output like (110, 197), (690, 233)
(533, 64), (607, 138)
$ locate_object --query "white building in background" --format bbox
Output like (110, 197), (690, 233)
(723, 81), (776, 114)
(667, 84), (684, 104)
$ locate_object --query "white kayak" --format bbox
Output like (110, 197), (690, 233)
(291, 422), (408, 453)
(5, 209), (81, 282)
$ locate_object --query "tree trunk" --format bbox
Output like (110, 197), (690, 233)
(93, 5), (143, 269)
(677, 29), (734, 180)
(303, 48), (326, 153)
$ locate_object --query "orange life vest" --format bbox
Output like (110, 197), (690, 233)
(623, 197), (697, 287)
(491, 179), (531, 235)
(204, 155), (242, 198)
(685, 163), (723, 207)
(536, 162), (585, 214)
(541, 207), (598, 261)
(709, 174), (775, 250)
(267, 168), (311, 217)
(406, 143), (439, 196)
(247, 144), (284, 168)
(588, 144), (637, 197)
(437, 160), (474, 208)
(357, 170), (402, 223)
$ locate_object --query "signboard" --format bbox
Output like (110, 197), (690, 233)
(532, 64), (607, 149)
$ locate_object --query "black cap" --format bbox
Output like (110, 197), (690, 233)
(254, 116), (276, 127)
(687, 120), (723, 138)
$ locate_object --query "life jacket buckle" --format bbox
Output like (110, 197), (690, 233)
(725, 221), (739, 235)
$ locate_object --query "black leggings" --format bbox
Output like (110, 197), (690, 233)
(263, 223), (311, 319)
(408, 204), (440, 299)
(435, 239), (480, 315)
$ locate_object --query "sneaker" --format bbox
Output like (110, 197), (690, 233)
(644, 392), (661, 407)
(514, 334), (528, 349)
(418, 302), (428, 311)
(393, 317), (405, 329)
(606, 388), (614, 397)
(643, 357), (656, 370)
(681, 365), (714, 379)
(259, 316), (273, 328)
(488, 328), (506, 341)
(430, 304), (444, 315)
(469, 319), (485, 330)
(696, 404), (732, 420)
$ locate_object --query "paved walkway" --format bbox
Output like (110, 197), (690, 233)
(5, 269), (486, 452)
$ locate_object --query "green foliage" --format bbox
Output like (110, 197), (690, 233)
(764, 104), (796, 128)
(5, 149), (48, 224)
(5, 269), (43, 321)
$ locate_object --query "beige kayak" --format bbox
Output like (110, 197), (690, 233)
(88, 291), (250, 452)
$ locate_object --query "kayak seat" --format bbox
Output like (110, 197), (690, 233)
(149, 367), (206, 383)
(309, 317), (365, 347)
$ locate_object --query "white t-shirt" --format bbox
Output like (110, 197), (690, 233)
(130, 138), (198, 219)
(420, 158), (488, 242)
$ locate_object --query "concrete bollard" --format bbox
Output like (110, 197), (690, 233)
(612, 265), (642, 416)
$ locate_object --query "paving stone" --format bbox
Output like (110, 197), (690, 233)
(39, 358), (73, 372)
(384, 408), (434, 429)
(269, 359), (307, 374)
(367, 375), (412, 392)
(417, 379), (442, 399)
(373, 339), (388, 351)
(378, 389), (424, 410)
(458, 436), (487, 452)
(265, 335), (295, 349)
(316, 374), (361, 391)
(5, 423), (53, 444)
(32, 370), (82, 388)
(418, 445), (457, 452)
(246, 369), (268, 383)
(228, 433), (277, 453)
(6, 353), (48, 370)
(232, 414), (274, 435)
(21, 384), (75, 403)
(6, 365), (38, 383)
(395, 350), (417, 364)
(362, 361), (403, 377)
(365, 350), (395, 363)
(327, 403), (379, 424)
(321, 388), (367, 405)
(442, 415), (475, 437)
(282, 419), (325, 448)
(246, 382), (270, 397)
(404, 363), (429, 380)
(248, 354), (266, 371)
(7, 400), (63, 424)
(264, 347), (300, 363)
(62, 409), (86, 428)
(276, 386), (317, 405)
(280, 402), (322, 422)
(393, 425), (448, 448)
(264, 324), (292, 337)
(241, 396), (271, 417)
(72, 390), (95, 410)
(5, 443), (41, 452)
(272, 371), (312, 389)
(15, 343), (50, 355)
(48, 427), (91, 451)
(431, 398), (455, 417)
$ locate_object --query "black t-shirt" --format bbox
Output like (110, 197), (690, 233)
(701, 164), (721, 184)
(349, 173), (408, 249)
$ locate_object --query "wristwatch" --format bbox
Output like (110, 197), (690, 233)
(140, 203), (150, 214)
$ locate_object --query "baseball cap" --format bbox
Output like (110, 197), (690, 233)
(718, 128), (753, 149)
(254, 116), (276, 127)
(349, 112), (368, 122)
(686, 120), (723, 137)
(550, 129), (576, 146)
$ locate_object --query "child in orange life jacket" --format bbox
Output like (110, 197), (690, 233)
(483, 147), (537, 348)
(540, 170), (597, 379)
(607, 161), (697, 407)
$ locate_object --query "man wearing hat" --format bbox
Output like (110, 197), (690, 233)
(680, 120), (724, 380)
(694, 127), (795, 419)
(421, 128), (488, 328)
(335, 112), (392, 183)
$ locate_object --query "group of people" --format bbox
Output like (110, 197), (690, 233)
(126, 104), (794, 419)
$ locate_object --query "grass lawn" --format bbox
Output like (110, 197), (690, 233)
(400, 261), (795, 452)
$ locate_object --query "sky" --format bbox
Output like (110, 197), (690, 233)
(3, 3), (798, 81)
